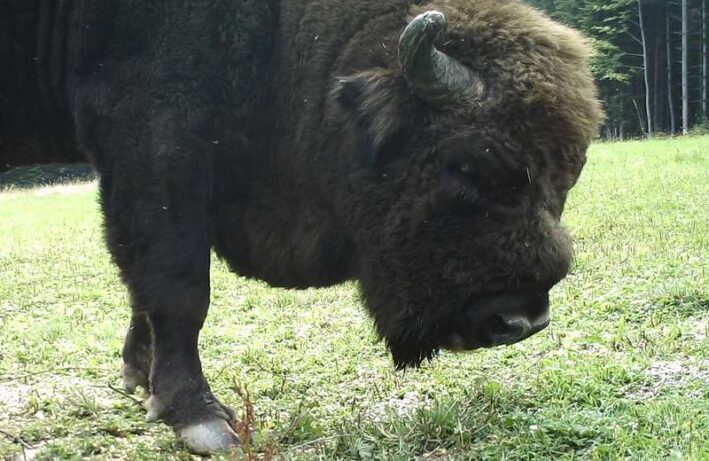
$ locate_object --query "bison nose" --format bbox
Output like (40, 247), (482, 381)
(487, 314), (533, 345)
(478, 292), (550, 346)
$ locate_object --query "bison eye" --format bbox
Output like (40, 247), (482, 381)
(441, 163), (479, 204)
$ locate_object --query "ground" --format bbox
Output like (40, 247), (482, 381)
(0, 136), (707, 460)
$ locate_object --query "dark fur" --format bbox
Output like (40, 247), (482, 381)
(1, 0), (602, 436)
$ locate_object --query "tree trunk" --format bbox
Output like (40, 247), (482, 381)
(703, 0), (707, 123)
(654, 33), (660, 131)
(633, 98), (646, 135)
(682, 0), (690, 134)
(638, 0), (653, 137)
(620, 96), (625, 140)
(668, 9), (677, 134)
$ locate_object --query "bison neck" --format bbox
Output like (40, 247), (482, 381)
(210, 0), (415, 288)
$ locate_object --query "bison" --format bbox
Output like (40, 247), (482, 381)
(1, 0), (603, 454)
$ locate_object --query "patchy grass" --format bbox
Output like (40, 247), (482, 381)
(1, 135), (707, 460)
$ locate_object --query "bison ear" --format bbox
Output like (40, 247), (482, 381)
(332, 75), (407, 167)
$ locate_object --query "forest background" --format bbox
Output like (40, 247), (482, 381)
(527, 0), (709, 139)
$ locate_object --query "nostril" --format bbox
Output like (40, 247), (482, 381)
(487, 315), (532, 344)
(465, 291), (552, 349)
(502, 317), (531, 337)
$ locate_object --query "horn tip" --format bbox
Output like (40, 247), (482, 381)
(417, 10), (447, 29)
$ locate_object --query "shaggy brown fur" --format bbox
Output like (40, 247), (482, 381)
(1, 0), (602, 453)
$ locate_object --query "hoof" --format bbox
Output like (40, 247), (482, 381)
(144, 395), (165, 422)
(122, 363), (148, 394)
(178, 419), (241, 455)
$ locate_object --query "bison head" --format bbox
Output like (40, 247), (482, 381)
(331, 1), (603, 368)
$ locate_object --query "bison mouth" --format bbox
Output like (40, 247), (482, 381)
(385, 291), (551, 369)
(442, 291), (551, 351)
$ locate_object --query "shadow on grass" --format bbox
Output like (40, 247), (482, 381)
(652, 291), (709, 318)
(0, 163), (96, 189)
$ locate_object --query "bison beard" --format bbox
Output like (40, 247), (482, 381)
(0, 0), (603, 455)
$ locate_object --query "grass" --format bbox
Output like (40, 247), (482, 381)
(0, 135), (707, 460)
(0, 163), (95, 190)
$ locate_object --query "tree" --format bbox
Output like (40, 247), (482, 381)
(682, 0), (690, 134)
(667, 8), (677, 134)
(527, 0), (708, 138)
(703, 0), (707, 122)
(636, 0), (653, 136)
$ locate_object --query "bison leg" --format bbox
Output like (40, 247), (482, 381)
(144, 313), (239, 453)
(121, 313), (151, 393)
(95, 134), (240, 454)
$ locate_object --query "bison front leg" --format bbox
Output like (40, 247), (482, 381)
(145, 313), (239, 454)
(93, 124), (241, 454)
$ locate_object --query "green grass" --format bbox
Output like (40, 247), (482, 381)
(1, 136), (707, 460)
(0, 163), (95, 189)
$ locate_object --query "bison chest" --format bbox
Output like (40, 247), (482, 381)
(211, 195), (356, 289)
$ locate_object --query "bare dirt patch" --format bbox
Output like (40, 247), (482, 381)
(366, 391), (431, 423)
(626, 358), (709, 400)
(0, 374), (122, 459)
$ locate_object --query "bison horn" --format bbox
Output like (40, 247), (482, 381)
(398, 11), (483, 108)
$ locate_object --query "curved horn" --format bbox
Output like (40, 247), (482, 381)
(398, 11), (483, 107)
